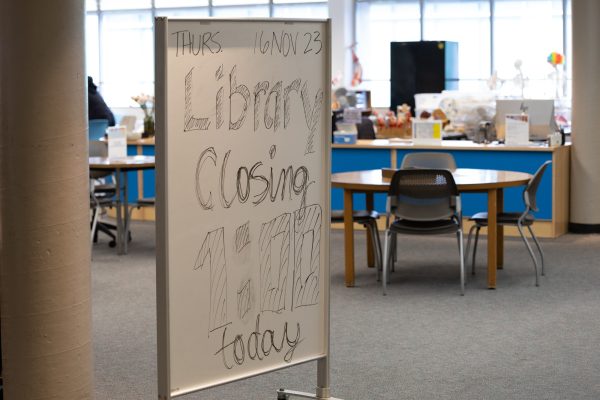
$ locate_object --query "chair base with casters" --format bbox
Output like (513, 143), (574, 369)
(89, 138), (119, 248)
(90, 183), (118, 248)
(125, 197), (156, 243)
(90, 182), (132, 249)
(90, 202), (116, 248)
(331, 210), (383, 281)
(90, 211), (117, 248)
(464, 160), (551, 288)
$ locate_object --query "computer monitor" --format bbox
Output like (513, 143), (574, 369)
(495, 99), (557, 141)
(352, 90), (371, 110)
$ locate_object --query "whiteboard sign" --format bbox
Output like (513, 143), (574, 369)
(155, 18), (331, 398)
(504, 114), (529, 145)
(106, 126), (127, 158)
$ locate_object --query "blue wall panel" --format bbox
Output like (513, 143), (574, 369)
(142, 145), (156, 199)
(126, 144), (157, 203)
(333, 148), (553, 219)
(395, 149), (553, 219)
(126, 145), (139, 203)
(331, 148), (391, 213)
(126, 144), (554, 221)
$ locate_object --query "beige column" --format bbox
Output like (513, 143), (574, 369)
(570, 0), (600, 232)
(0, 1), (94, 399)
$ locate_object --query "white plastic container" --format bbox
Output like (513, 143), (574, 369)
(107, 125), (127, 158)
(414, 93), (441, 118)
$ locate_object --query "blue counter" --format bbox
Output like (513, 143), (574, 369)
(126, 139), (156, 202)
(126, 138), (570, 237)
(332, 140), (570, 237)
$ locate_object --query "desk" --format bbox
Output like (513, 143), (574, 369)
(331, 168), (532, 289)
(89, 155), (155, 255)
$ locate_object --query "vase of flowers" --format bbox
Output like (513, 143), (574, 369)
(132, 93), (155, 138)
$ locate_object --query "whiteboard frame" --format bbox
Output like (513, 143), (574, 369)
(155, 17), (332, 399)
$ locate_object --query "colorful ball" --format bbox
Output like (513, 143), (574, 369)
(547, 52), (564, 66)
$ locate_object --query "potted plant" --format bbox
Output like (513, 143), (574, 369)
(132, 93), (155, 138)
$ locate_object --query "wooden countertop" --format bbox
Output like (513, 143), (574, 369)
(100, 136), (156, 145)
(124, 137), (570, 153)
(89, 155), (155, 170)
(333, 139), (570, 152)
(127, 137), (155, 146)
(332, 168), (531, 192)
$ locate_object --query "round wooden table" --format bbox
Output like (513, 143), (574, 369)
(89, 155), (155, 255)
(331, 168), (532, 289)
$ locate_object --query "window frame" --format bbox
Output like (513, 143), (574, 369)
(355, 0), (571, 108)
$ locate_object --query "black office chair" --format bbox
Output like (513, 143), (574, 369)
(356, 117), (376, 140)
(465, 160), (552, 286)
(331, 209), (383, 281)
(382, 169), (465, 295)
(89, 138), (118, 248)
(89, 118), (109, 141)
(384, 152), (458, 272)
(90, 178), (117, 248)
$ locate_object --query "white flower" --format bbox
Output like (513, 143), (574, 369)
(132, 93), (155, 118)
(514, 59), (522, 69)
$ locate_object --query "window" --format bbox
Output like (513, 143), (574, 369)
(273, 3), (328, 18)
(98, 11), (154, 106)
(85, 14), (99, 81)
(100, 0), (151, 11)
(155, 0), (209, 8)
(86, 0), (327, 107)
(493, 0), (564, 98)
(212, 4), (270, 17)
(423, 0), (490, 91)
(356, 0), (570, 107)
(87, 1), (571, 108)
(154, 8), (210, 18)
(355, 0), (421, 106)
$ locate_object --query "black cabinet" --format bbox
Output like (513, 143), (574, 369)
(390, 41), (458, 113)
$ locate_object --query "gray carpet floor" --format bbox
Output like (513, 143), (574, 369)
(92, 221), (600, 399)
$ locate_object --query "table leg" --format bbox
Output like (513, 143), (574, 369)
(497, 188), (504, 269)
(115, 170), (124, 255)
(123, 172), (129, 255)
(487, 188), (498, 289)
(343, 189), (355, 287)
(365, 192), (374, 268)
(137, 145), (144, 201)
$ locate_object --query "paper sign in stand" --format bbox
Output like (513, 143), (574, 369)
(504, 114), (530, 145)
(412, 120), (442, 145)
(342, 107), (362, 124)
(107, 126), (127, 158)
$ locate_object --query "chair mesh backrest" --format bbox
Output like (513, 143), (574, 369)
(89, 119), (109, 141)
(388, 169), (458, 221)
(89, 140), (110, 180)
(400, 152), (457, 171)
(524, 160), (552, 212)
(89, 140), (108, 157)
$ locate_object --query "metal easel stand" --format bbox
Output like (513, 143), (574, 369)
(277, 358), (343, 400)
(277, 360), (343, 400)
(277, 388), (342, 400)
